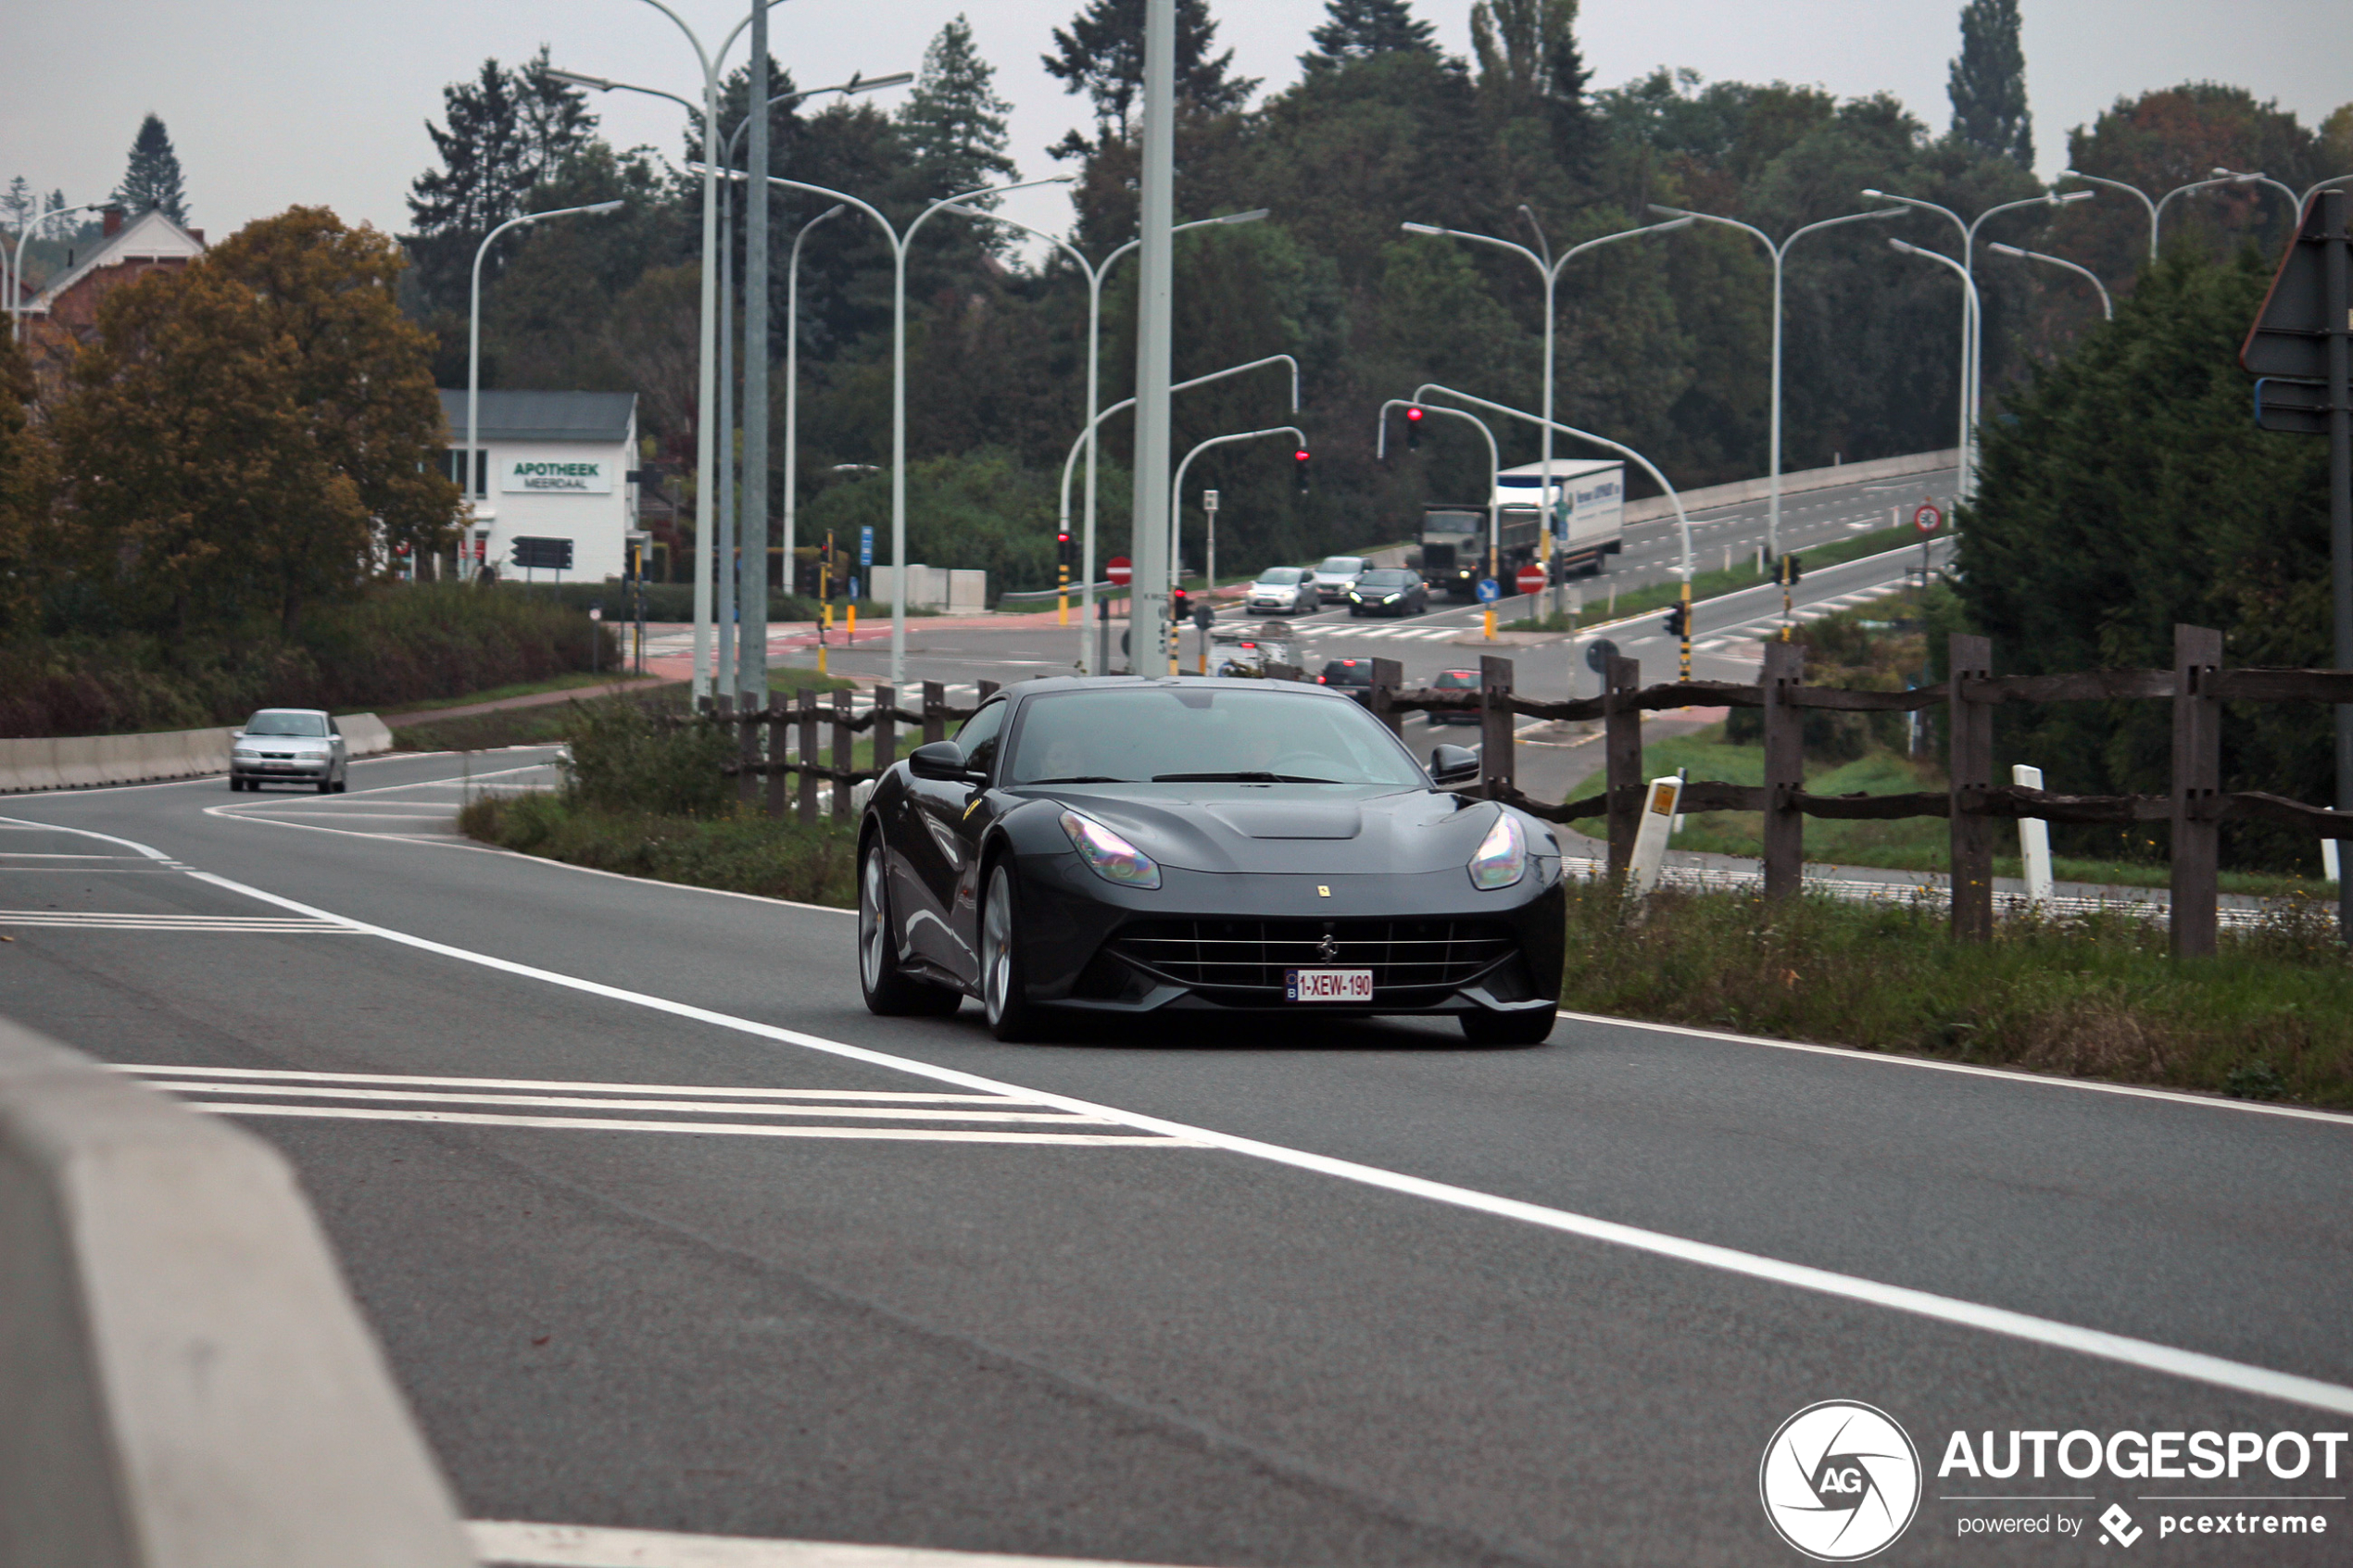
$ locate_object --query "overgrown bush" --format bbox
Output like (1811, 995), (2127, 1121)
(560, 698), (734, 816)
(0, 582), (612, 737)
(459, 792), (856, 907)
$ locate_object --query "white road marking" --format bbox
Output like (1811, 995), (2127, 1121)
(193, 1103), (1194, 1145)
(112, 1063), (1013, 1101)
(470, 1519), (1194, 1568)
(0, 909), (352, 933)
(167, 866), (2353, 1419)
(141, 1080), (1120, 1124)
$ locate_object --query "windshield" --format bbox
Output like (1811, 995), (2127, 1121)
(1425, 511), (1479, 534)
(1358, 571), (1413, 587)
(1321, 662), (1371, 685)
(1315, 557), (1364, 575)
(1007, 687), (1422, 787)
(1255, 568), (1304, 584)
(1434, 670), (1480, 690)
(244, 710), (328, 737)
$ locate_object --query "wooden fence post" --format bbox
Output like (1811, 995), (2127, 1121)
(831, 689), (854, 820)
(922, 681), (946, 745)
(2171, 623), (2224, 958)
(873, 684), (896, 772)
(738, 701), (759, 806)
(797, 688), (820, 826)
(1604, 655), (1642, 877)
(1368, 658), (1403, 737)
(1761, 640), (1806, 900)
(1478, 655), (1516, 800)
(976, 680), (1000, 705)
(764, 702), (786, 819)
(1947, 633), (1994, 941)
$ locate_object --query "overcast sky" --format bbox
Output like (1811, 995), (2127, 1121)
(5, 0), (2347, 255)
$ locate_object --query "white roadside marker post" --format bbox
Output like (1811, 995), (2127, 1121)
(2014, 762), (2055, 906)
(2324, 838), (2340, 884)
(1626, 773), (1685, 906)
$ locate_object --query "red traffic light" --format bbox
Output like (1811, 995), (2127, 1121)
(1404, 408), (1423, 423)
(1294, 448), (1312, 462)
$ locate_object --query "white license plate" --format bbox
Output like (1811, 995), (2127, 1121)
(1286, 968), (1373, 1002)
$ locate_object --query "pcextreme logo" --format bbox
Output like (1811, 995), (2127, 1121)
(1760, 1400), (1924, 1562)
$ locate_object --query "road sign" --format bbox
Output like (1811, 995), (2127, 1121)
(2255, 376), (2332, 435)
(1584, 637), (1619, 674)
(1515, 562), (1548, 596)
(1106, 556), (1133, 588)
(1475, 577), (1500, 602)
(2242, 192), (2337, 383)
(859, 525), (874, 568)
(1203, 490), (1218, 512)
(1912, 502), (1944, 534)
(510, 536), (573, 571)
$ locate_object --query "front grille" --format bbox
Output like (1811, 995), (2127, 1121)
(1109, 918), (1514, 1001)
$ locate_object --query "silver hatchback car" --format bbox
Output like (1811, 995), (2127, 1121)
(229, 709), (349, 793)
(1243, 566), (1319, 615)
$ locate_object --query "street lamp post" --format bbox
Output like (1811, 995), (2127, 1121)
(7, 201), (104, 342)
(1649, 204), (1902, 546)
(1412, 382), (1694, 677)
(1056, 354), (1299, 671)
(468, 200), (625, 579)
(1986, 242), (2111, 320)
(1860, 188), (2093, 500)
(940, 204), (1266, 659)
(701, 166), (1073, 688)
(1887, 238), (1983, 513)
(2057, 170), (2159, 258)
(783, 205), (844, 608)
(1164, 425), (1305, 672)
(1399, 213), (1691, 587)
(550, 0), (770, 708)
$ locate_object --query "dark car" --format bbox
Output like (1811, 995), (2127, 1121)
(1344, 568), (1429, 618)
(1317, 658), (1376, 706)
(855, 678), (1566, 1045)
(1429, 668), (1482, 726)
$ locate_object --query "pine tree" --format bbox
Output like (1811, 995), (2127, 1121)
(517, 46), (598, 180)
(1947, 0), (2032, 169)
(899, 16), (1018, 199)
(1042, 0), (1259, 157)
(1302, 0), (1437, 71)
(2, 178), (32, 232)
(1469, 0), (1578, 113)
(404, 55), (595, 311)
(112, 114), (189, 224)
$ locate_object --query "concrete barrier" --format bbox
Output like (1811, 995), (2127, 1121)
(1620, 448), (1958, 526)
(0, 1018), (473, 1568)
(0, 716), (387, 793)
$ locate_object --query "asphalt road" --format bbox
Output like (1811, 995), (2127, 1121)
(3, 745), (2348, 1566)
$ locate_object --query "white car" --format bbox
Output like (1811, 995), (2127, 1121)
(1243, 566), (1320, 615)
(229, 709), (349, 793)
(1308, 555), (1367, 597)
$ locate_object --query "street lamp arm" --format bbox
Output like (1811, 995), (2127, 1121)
(699, 167), (900, 249)
(1060, 357), (1302, 531)
(1988, 243), (2111, 320)
(8, 201), (106, 338)
(938, 204), (1095, 282)
(723, 74), (915, 163)
(1647, 205), (1773, 255)
(1413, 382), (1690, 580)
(1401, 221), (1545, 275)
(1168, 425), (1307, 560)
(1096, 209), (1271, 282)
(2302, 174), (2353, 208)
(549, 72), (705, 122)
(1559, 215), (1693, 264)
(903, 176), (1076, 248)
(1791, 207), (1908, 250)
(1966, 190), (2095, 248)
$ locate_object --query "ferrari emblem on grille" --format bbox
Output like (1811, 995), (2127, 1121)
(1315, 935), (1340, 962)
(1316, 884), (1330, 897)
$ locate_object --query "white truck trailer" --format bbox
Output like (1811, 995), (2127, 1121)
(1492, 456), (1624, 579)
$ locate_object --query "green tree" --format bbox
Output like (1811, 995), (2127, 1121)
(1302, 0), (1437, 71)
(111, 113), (189, 223)
(1042, 0), (1259, 159)
(54, 208), (459, 635)
(898, 17), (1018, 204)
(1957, 253), (2331, 870)
(2, 177), (33, 232)
(0, 336), (50, 633)
(405, 52), (596, 310)
(1946, 0), (2032, 169)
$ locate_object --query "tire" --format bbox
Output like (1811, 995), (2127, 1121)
(979, 861), (1040, 1042)
(316, 774), (334, 794)
(228, 776), (244, 792)
(859, 842), (961, 1017)
(1459, 1006), (1558, 1046)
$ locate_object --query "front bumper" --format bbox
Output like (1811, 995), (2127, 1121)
(1009, 853), (1565, 1019)
(232, 754), (333, 782)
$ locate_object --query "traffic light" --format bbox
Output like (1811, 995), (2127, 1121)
(1293, 447), (1312, 494)
(1404, 406), (1424, 450)
(1056, 529), (1074, 570)
(1663, 604), (1688, 639)
(1779, 553), (1804, 586)
(1169, 586), (1190, 622)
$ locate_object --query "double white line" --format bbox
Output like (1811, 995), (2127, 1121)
(0, 909), (353, 934)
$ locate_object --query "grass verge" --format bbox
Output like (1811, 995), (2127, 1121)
(1562, 879), (2353, 1107)
(376, 671), (655, 717)
(459, 793), (856, 907)
(1511, 524), (1928, 631)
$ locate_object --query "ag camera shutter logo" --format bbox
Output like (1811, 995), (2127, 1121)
(1760, 1400), (1922, 1561)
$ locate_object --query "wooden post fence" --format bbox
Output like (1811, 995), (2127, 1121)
(796, 688), (820, 825)
(2171, 623), (2224, 958)
(1604, 655), (1642, 877)
(1369, 658), (1403, 737)
(1947, 633), (1994, 940)
(764, 702), (786, 818)
(1761, 641), (1806, 900)
(831, 689), (855, 820)
(922, 682), (946, 745)
(872, 684), (896, 775)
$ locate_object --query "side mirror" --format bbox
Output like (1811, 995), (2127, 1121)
(908, 740), (971, 782)
(1429, 744), (1479, 786)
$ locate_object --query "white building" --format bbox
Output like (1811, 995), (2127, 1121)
(437, 390), (639, 582)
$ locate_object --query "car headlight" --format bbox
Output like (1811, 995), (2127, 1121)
(1060, 809), (1161, 889)
(1381, 593), (1400, 603)
(1467, 812), (1526, 890)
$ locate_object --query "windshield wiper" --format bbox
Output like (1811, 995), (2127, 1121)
(1024, 775), (1133, 784)
(1151, 771), (1341, 784)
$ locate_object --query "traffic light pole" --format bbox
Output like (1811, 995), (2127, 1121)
(1412, 383), (1693, 677)
(1127, 0), (1177, 683)
(1165, 426), (1305, 671)
(2328, 190), (2352, 943)
(1377, 398), (1501, 628)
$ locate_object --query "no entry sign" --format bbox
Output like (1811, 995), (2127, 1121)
(1106, 556), (1133, 587)
(1516, 562), (1548, 596)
